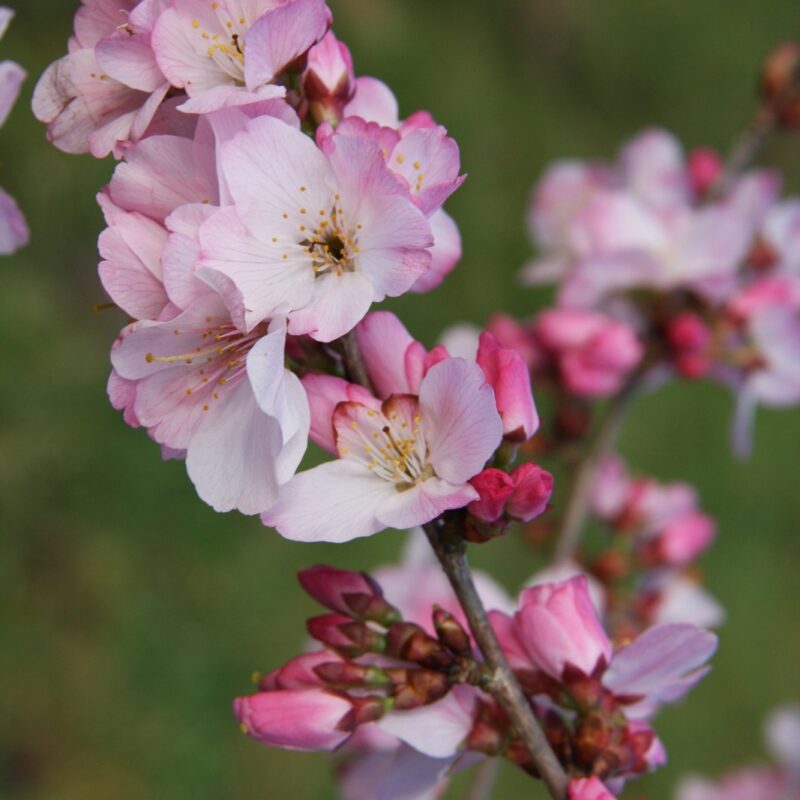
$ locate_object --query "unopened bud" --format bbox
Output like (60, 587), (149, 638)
(392, 669), (450, 710)
(761, 42), (800, 127)
(299, 566), (400, 624)
(573, 712), (613, 770)
(432, 607), (472, 656)
(307, 614), (386, 657)
(313, 661), (389, 689)
(385, 622), (454, 669)
(468, 468), (515, 523)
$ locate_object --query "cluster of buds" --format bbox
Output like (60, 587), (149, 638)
(236, 550), (717, 798)
(577, 454), (723, 638)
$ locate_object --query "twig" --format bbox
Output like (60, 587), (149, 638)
(709, 103), (776, 200)
(339, 329), (374, 393)
(465, 758), (501, 800)
(554, 374), (645, 564)
(424, 519), (569, 800)
(340, 328), (568, 797)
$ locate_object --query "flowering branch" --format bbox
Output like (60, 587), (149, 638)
(339, 329), (375, 394)
(554, 373), (646, 564)
(423, 517), (570, 800)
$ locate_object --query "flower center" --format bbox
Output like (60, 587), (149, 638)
(334, 397), (434, 489)
(299, 196), (361, 277)
(144, 318), (267, 410)
(192, 7), (250, 84)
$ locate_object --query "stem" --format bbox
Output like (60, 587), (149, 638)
(339, 329), (566, 796)
(339, 329), (374, 393)
(424, 520), (569, 800)
(465, 758), (501, 800)
(554, 374), (644, 564)
(709, 103), (776, 200)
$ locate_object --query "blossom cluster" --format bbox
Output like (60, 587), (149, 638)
(235, 537), (716, 798)
(30, 4), (800, 799)
(522, 124), (800, 455)
(36, 0), (472, 516)
(0, 7), (27, 254)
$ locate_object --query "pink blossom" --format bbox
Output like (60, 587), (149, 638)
(152, 0), (329, 114)
(0, 8), (28, 254)
(298, 565), (383, 618)
(532, 308), (643, 397)
(513, 576), (613, 679)
(568, 776), (617, 800)
(656, 511), (716, 566)
(355, 312), (540, 443)
(522, 128), (758, 305)
(765, 705), (800, 774)
(199, 117), (434, 340)
(506, 462), (554, 522)
(33, 0), (171, 157)
(261, 358), (503, 541)
(303, 30), (354, 124)
(468, 468), (515, 523)
(677, 769), (791, 800)
(603, 623), (717, 718)
(476, 331), (538, 441)
(112, 310), (310, 514)
(688, 148), (723, 197)
(234, 688), (353, 751)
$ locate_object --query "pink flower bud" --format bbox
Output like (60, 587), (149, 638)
(298, 565), (383, 617)
(307, 614), (360, 650)
(568, 776), (617, 800)
(303, 31), (355, 124)
(667, 313), (712, 353)
(506, 462), (554, 522)
(234, 688), (353, 751)
(272, 651), (343, 690)
(487, 313), (542, 368)
(468, 468), (515, 522)
(534, 309), (643, 397)
(514, 576), (613, 680)
(477, 332), (539, 441)
(688, 148), (723, 197)
(656, 512), (716, 566)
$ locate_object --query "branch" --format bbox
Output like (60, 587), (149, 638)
(339, 329), (374, 393)
(554, 374), (645, 564)
(466, 758), (501, 800)
(424, 519), (569, 800)
(709, 103), (776, 200)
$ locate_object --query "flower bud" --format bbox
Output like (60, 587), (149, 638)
(468, 468), (515, 523)
(568, 777), (617, 800)
(307, 614), (386, 657)
(234, 688), (353, 751)
(761, 42), (800, 128)
(688, 148), (723, 197)
(654, 511), (716, 566)
(506, 462), (554, 522)
(303, 31), (355, 125)
(514, 576), (612, 680)
(391, 669), (450, 710)
(313, 661), (389, 689)
(385, 622), (454, 669)
(476, 331), (539, 441)
(433, 607), (472, 656)
(272, 651), (343, 690)
(298, 565), (400, 624)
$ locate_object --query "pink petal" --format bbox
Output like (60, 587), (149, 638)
(244, 0), (330, 89)
(376, 477), (478, 531)
(355, 311), (416, 398)
(0, 186), (28, 255)
(411, 209), (462, 293)
(344, 76), (399, 127)
(419, 359), (503, 485)
(261, 459), (398, 542)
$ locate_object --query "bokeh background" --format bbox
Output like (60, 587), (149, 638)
(2, 1), (799, 798)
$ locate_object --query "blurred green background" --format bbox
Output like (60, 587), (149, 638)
(1, 1), (799, 798)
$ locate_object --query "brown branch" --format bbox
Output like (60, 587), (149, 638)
(338, 329), (374, 393)
(424, 519), (569, 800)
(554, 374), (645, 564)
(709, 103), (776, 200)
